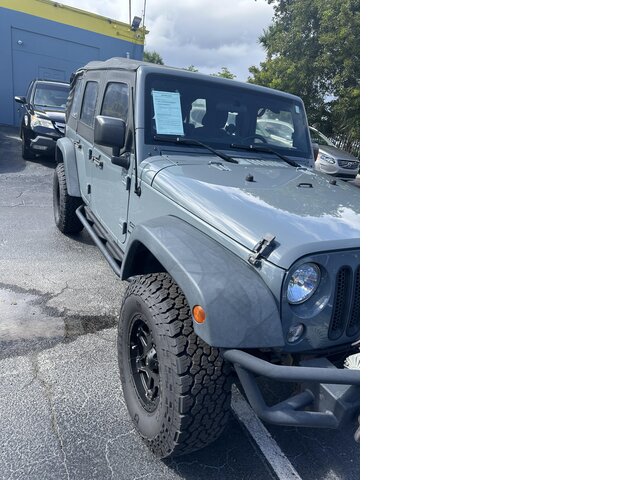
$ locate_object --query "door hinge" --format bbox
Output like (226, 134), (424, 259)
(121, 221), (127, 235)
(87, 184), (91, 194)
(248, 234), (276, 266)
(125, 176), (131, 191)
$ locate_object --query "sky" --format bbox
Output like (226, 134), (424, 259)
(60, 0), (275, 80)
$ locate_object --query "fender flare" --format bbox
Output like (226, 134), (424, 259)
(55, 137), (81, 197)
(121, 216), (284, 348)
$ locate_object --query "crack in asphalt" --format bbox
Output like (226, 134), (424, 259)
(104, 429), (136, 479)
(131, 473), (155, 480)
(29, 354), (71, 480)
(48, 283), (70, 301)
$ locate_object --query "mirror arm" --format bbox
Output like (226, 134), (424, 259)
(111, 152), (130, 169)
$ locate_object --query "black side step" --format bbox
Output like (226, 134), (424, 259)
(83, 207), (123, 263)
(75, 206), (123, 277)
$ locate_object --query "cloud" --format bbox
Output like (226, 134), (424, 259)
(59, 0), (274, 80)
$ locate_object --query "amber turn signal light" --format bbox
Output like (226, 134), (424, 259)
(193, 305), (206, 324)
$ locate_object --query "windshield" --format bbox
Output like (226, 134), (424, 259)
(144, 73), (311, 158)
(309, 127), (335, 147)
(34, 84), (69, 108)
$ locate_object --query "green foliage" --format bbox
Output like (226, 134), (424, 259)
(212, 67), (236, 79)
(184, 65), (199, 72)
(143, 50), (164, 65)
(248, 0), (360, 153)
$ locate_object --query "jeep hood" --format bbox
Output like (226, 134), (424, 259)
(147, 160), (360, 268)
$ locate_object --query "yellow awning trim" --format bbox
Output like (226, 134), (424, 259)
(0, 0), (147, 45)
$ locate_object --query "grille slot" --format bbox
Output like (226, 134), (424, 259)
(328, 267), (351, 340)
(346, 266), (360, 336)
(338, 160), (358, 169)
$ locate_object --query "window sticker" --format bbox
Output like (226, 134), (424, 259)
(151, 90), (184, 135)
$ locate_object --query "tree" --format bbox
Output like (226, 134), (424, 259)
(143, 50), (164, 65)
(184, 65), (199, 72)
(212, 67), (236, 79)
(248, 0), (360, 154)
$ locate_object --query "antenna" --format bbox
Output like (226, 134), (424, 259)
(128, 0), (131, 24)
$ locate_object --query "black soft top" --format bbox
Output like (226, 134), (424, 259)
(76, 57), (302, 102)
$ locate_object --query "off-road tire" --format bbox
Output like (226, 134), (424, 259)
(53, 163), (83, 234)
(117, 273), (233, 458)
(21, 136), (35, 160)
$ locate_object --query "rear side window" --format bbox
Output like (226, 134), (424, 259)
(101, 82), (129, 123)
(79, 81), (98, 127)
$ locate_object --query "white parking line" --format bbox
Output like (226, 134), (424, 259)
(231, 385), (302, 480)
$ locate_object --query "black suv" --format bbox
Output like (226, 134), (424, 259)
(14, 79), (69, 159)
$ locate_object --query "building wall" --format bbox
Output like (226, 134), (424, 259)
(0, 1), (147, 126)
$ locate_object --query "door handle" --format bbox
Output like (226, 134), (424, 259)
(90, 151), (103, 169)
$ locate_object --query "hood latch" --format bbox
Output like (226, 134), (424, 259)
(248, 233), (276, 267)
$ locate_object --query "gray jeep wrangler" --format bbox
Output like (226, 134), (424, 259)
(53, 58), (360, 458)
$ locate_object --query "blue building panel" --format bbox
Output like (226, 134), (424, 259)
(0, 6), (144, 126)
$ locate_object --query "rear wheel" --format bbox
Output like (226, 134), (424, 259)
(53, 163), (83, 234)
(118, 273), (232, 458)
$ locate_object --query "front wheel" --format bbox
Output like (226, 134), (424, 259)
(117, 273), (233, 458)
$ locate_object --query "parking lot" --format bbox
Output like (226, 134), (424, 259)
(0, 126), (359, 480)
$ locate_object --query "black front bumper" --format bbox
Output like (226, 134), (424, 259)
(223, 349), (360, 429)
(25, 128), (63, 154)
(29, 134), (59, 153)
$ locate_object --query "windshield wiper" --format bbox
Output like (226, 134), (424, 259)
(230, 143), (300, 168)
(154, 135), (238, 163)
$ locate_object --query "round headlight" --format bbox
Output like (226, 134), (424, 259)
(287, 263), (320, 304)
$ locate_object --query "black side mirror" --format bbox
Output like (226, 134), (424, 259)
(95, 116), (126, 150)
(312, 142), (320, 160)
(94, 116), (130, 168)
(14, 96), (26, 104)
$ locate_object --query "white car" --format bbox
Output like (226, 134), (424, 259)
(310, 126), (359, 179)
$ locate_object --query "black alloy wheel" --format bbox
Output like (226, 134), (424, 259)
(129, 316), (160, 412)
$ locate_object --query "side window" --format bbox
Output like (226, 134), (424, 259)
(79, 81), (98, 128)
(101, 82), (129, 123)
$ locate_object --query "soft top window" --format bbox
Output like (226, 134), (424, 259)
(80, 81), (99, 128)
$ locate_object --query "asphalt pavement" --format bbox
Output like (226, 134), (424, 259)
(0, 126), (359, 480)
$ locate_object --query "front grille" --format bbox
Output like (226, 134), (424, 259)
(346, 266), (360, 336)
(328, 265), (360, 340)
(328, 267), (350, 340)
(337, 160), (359, 169)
